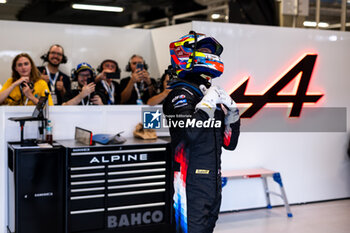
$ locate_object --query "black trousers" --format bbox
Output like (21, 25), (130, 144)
(174, 171), (222, 233)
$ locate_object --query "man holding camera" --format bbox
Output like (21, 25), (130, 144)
(62, 63), (104, 105)
(94, 59), (121, 105)
(37, 44), (71, 105)
(120, 54), (156, 104)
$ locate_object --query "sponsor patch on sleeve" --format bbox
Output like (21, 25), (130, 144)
(173, 98), (188, 109)
(171, 94), (186, 103)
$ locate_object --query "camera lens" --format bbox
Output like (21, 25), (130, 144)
(20, 82), (34, 89)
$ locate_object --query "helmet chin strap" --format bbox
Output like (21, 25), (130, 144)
(200, 74), (212, 88)
(180, 31), (219, 83)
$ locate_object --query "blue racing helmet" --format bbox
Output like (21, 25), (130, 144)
(169, 31), (224, 79)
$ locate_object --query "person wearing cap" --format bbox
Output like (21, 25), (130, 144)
(94, 59), (121, 105)
(62, 62), (104, 105)
(163, 31), (240, 233)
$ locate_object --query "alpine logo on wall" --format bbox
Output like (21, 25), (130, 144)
(230, 54), (323, 118)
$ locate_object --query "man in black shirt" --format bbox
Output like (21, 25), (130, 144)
(63, 63), (104, 105)
(94, 59), (121, 105)
(37, 44), (70, 105)
(120, 55), (156, 104)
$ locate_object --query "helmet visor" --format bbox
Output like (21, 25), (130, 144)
(196, 37), (223, 56)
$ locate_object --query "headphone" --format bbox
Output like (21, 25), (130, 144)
(125, 54), (148, 72)
(40, 44), (68, 64)
(71, 62), (95, 81)
(97, 59), (121, 74)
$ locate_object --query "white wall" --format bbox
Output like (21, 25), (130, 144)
(191, 21), (350, 211)
(0, 20), (159, 84)
(150, 23), (192, 77)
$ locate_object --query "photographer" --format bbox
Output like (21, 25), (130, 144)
(147, 70), (171, 106)
(94, 59), (121, 105)
(0, 53), (53, 106)
(62, 63), (104, 105)
(120, 54), (156, 104)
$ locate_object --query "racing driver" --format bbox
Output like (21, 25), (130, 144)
(163, 31), (240, 233)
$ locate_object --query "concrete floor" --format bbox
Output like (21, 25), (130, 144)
(215, 199), (350, 233)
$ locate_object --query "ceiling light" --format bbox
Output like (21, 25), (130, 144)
(303, 21), (317, 27)
(0, 0), (7, 4)
(72, 4), (123, 13)
(211, 14), (221, 20)
(318, 22), (329, 28)
(303, 21), (329, 28)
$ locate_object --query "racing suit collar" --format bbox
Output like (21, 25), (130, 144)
(168, 78), (204, 97)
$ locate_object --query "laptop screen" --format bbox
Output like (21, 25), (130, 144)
(32, 96), (48, 118)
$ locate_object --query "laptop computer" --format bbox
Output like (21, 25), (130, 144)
(8, 95), (48, 122)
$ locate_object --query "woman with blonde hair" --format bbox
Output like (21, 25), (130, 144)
(0, 53), (53, 105)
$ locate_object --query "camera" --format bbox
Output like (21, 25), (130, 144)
(20, 82), (34, 89)
(87, 77), (94, 84)
(165, 65), (176, 78)
(136, 63), (144, 71)
(85, 78), (97, 99)
(106, 72), (120, 79)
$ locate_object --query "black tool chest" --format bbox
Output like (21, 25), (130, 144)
(8, 138), (172, 233)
